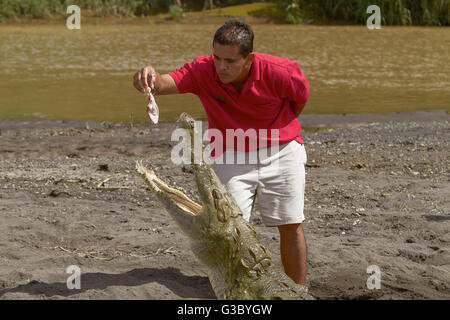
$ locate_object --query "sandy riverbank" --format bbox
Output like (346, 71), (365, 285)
(0, 110), (449, 300)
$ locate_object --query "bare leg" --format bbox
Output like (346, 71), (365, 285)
(277, 223), (307, 285)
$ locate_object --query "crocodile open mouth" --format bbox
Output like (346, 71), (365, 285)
(136, 161), (202, 215)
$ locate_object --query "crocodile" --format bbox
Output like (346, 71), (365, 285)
(135, 112), (315, 300)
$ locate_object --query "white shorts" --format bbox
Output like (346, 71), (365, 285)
(212, 140), (307, 227)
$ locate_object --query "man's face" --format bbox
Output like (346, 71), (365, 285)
(213, 42), (253, 84)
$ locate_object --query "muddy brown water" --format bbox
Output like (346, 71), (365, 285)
(1, 24), (449, 123)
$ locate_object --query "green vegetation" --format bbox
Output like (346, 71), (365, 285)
(168, 4), (183, 20)
(198, 2), (286, 20)
(0, 0), (141, 19)
(0, 0), (448, 25)
(204, 2), (274, 16)
(274, 0), (449, 25)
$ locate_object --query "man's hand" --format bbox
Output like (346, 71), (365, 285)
(133, 65), (179, 96)
(133, 65), (156, 94)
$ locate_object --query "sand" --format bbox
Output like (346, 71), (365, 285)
(0, 110), (449, 300)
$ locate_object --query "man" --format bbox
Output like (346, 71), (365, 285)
(133, 20), (309, 285)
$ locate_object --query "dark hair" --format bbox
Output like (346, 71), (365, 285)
(213, 20), (254, 58)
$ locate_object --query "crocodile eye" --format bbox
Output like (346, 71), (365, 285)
(212, 189), (222, 200)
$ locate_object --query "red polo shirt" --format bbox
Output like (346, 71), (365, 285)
(169, 53), (309, 157)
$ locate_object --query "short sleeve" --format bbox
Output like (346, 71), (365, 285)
(169, 60), (201, 95)
(282, 61), (309, 114)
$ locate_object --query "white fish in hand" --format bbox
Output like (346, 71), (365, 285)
(146, 89), (159, 124)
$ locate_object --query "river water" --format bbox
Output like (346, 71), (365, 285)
(1, 24), (449, 123)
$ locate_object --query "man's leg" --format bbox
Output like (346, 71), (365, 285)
(277, 223), (307, 285)
(213, 150), (259, 222)
(257, 141), (308, 284)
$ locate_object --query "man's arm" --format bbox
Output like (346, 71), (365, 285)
(133, 66), (179, 95)
(281, 61), (309, 117)
(153, 73), (179, 95)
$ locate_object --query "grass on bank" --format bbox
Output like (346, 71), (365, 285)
(199, 2), (281, 17)
(166, 2), (285, 22)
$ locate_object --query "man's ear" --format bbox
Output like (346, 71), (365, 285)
(245, 53), (255, 68)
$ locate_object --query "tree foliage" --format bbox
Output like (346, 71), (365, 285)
(273, 0), (449, 26)
(0, 0), (448, 25)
